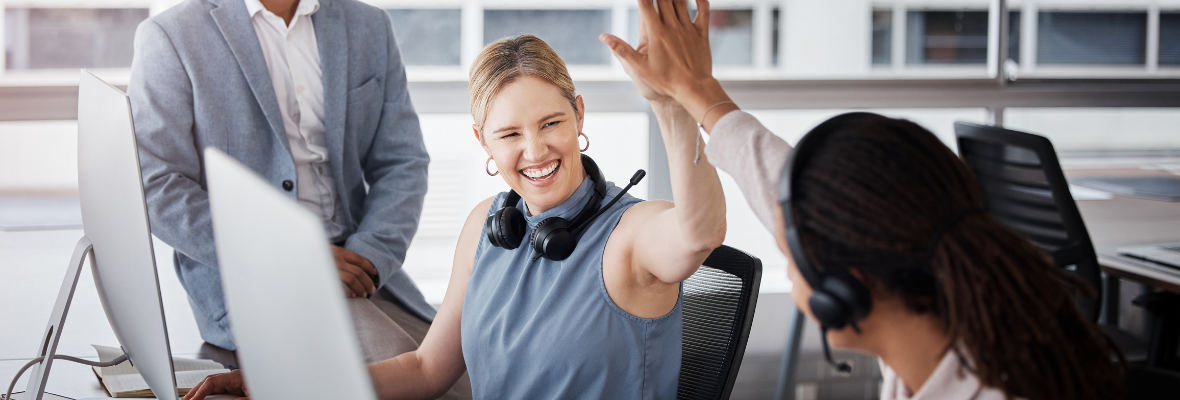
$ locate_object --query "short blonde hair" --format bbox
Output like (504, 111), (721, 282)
(469, 34), (578, 131)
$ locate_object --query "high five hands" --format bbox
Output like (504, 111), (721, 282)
(599, 0), (738, 131)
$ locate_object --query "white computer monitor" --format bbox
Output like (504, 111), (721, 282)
(20, 70), (179, 400)
(204, 147), (377, 400)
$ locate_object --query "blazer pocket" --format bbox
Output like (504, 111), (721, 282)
(347, 77), (381, 105)
(346, 77), (383, 138)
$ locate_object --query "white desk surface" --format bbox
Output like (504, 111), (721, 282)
(0, 229), (205, 399)
(1070, 168), (1180, 293)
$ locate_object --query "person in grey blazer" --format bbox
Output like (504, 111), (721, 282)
(128, 2), (461, 392)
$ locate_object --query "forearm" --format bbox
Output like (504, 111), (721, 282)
(142, 175), (219, 266)
(368, 352), (449, 400)
(671, 78), (740, 133)
(702, 110), (792, 237)
(651, 101), (726, 251)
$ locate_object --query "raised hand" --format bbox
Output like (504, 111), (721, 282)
(331, 245), (378, 298)
(599, 0), (737, 131)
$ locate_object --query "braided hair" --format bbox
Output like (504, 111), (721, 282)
(793, 114), (1125, 400)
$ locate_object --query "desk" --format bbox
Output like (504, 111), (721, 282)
(1071, 168), (1180, 294)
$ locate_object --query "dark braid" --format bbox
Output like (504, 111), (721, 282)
(794, 114), (1125, 400)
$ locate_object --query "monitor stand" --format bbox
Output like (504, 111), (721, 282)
(14, 237), (92, 400)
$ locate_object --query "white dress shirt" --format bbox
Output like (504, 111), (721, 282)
(244, 0), (344, 240)
(879, 350), (1008, 400)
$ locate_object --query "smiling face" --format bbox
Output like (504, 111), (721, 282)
(475, 75), (586, 215)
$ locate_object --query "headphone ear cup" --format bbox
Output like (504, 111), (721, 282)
(809, 276), (873, 329)
(825, 275), (873, 322)
(531, 217), (575, 261)
(808, 289), (852, 329)
(490, 207), (526, 250)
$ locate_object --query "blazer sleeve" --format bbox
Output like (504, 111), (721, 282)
(129, 20), (220, 268)
(344, 12), (430, 289)
(703, 110), (793, 235)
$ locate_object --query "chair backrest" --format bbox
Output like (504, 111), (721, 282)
(678, 245), (762, 400)
(954, 122), (1101, 321)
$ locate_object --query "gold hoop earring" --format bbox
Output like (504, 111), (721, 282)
(578, 132), (589, 152)
(486, 156), (499, 176)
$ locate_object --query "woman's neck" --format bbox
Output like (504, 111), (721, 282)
(523, 170), (588, 216)
(868, 311), (951, 395)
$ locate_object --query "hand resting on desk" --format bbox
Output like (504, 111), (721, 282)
(182, 370), (247, 400)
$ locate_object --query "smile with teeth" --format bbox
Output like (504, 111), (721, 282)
(521, 160), (560, 181)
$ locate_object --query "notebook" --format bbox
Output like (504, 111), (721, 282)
(90, 345), (230, 398)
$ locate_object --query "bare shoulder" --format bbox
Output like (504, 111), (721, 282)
(452, 196), (496, 276)
(459, 197), (496, 244)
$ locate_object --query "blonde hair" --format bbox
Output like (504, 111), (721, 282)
(469, 34), (578, 132)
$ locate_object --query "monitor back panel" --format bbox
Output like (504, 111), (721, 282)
(204, 148), (377, 400)
(76, 70), (178, 400)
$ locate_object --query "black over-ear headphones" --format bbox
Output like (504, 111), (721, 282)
(778, 112), (878, 373)
(486, 154), (645, 262)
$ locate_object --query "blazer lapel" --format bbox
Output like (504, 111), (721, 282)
(313, 0), (347, 191)
(208, 0), (290, 152)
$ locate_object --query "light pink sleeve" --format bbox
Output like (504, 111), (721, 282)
(702, 110), (793, 234)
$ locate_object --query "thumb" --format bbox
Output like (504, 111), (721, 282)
(599, 34), (640, 65)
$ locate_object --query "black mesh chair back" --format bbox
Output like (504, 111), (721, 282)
(678, 245), (762, 400)
(954, 122), (1101, 321)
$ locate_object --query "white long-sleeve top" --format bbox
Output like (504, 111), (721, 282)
(244, 0), (345, 240)
(703, 110), (1007, 400)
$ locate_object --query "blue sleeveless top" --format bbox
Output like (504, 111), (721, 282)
(462, 177), (682, 399)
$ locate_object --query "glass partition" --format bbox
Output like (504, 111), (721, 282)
(1162, 13), (1180, 66)
(387, 9), (462, 66)
(1037, 12), (1147, 65)
(906, 11), (990, 65)
(4, 8), (147, 70)
(484, 9), (612, 65)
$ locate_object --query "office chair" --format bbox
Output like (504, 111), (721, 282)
(678, 245), (762, 400)
(955, 121), (1103, 321)
(953, 122), (1162, 364)
(1127, 364), (1180, 399)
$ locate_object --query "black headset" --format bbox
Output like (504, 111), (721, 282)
(486, 154), (644, 262)
(778, 112), (878, 373)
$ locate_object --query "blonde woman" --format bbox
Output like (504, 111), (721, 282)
(186, 34), (726, 399)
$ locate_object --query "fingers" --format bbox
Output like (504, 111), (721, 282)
(345, 251), (378, 276)
(185, 372), (237, 400)
(344, 261), (376, 294)
(336, 246), (378, 276)
(693, 0), (710, 33)
(184, 376), (211, 400)
(655, 0), (678, 25)
(340, 268), (369, 298)
(600, 34), (641, 66)
(672, 0), (692, 26)
(636, 0), (658, 28)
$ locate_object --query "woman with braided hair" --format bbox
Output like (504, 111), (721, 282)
(601, 0), (1126, 399)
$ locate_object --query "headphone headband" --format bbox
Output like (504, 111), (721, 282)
(779, 112), (878, 288)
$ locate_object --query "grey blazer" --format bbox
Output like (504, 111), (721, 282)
(129, 0), (434, 351)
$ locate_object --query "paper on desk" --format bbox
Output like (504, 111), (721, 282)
(91, 345), (230, 398)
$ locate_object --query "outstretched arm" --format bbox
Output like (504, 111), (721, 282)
(606, 0), (726, 284)
(602, 0), (791, 249)
(366, 197), (492, 399)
